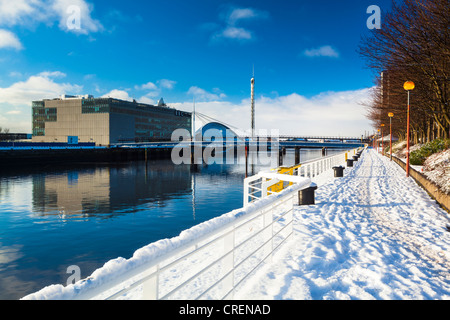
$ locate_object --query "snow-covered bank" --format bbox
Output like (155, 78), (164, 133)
(235, 150), (450, 299)
(423, 149), (450, 194)
(392, 140), (450, 194)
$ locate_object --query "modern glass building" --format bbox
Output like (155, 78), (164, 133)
(32, 95), (191, 145)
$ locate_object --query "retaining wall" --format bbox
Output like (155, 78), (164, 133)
(391, 155), (450, 213)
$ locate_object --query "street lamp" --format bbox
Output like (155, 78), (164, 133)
(388, 112), (394, 161)
(377, 129), (380, 153)
(404, 81), (415, 177)
(381, 124), (385, 155)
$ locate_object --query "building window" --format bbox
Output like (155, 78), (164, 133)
(81, 99), (110, 113)
(32, 102), (57, 136)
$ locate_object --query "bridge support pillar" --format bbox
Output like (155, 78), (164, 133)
(295, 147), (300, 165)
(278, 148), (283, 167)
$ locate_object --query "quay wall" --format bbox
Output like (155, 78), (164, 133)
(391, 156), (450, 213)
(0, 148), (172, 166)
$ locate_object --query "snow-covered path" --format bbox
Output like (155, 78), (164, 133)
(235, 149), (450, 300)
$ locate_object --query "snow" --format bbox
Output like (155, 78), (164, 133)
(234, 150), (450, 300)
(391, 141), (449, 193)
(423, 149), (450, 194)
(22, 149), (450, 300)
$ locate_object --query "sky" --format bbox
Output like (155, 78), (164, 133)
(0, 0), (393, 136)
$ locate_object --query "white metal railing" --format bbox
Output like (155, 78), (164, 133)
(294, 148), (357, 179)
(244, 148), (360, 206)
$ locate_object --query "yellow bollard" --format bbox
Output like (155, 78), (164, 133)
(267, 164), (301, 194)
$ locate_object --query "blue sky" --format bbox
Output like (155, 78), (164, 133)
(0, 0), (393, 136)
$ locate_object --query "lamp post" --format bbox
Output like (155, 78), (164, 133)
(388, 112), (394, 161)
(377, 129), (380, 152)
(381, 124), (385, 155)
(404, 81), (415, 177)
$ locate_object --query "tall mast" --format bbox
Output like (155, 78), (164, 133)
(251, 66), (255, 140)
(192, 97), (196, 142)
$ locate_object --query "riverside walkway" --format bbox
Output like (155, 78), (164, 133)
(234, 149), (450, 299)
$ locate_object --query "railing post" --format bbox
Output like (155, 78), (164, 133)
(142, 265), (159, 300)
(243, 178), (250, 207)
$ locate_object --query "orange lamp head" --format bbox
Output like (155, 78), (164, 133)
(403, 81), (415, 91)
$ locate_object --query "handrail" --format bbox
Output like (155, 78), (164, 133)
(244, 148), (359, 206)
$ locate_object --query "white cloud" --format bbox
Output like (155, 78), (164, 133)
(135, 79), (176, 91)
(101, 89), (132, 101)
(0, 29), (23, 50)
(212, 7), (268, 42)
(0, 71), (82, 105)
(187, 86), (226, 101)
(158, 79), (176, 90)
(134, 79), (177, 102)
(38, 71), (66, 78)
(227, 8), (269, 25)
(220, 26), (252, 40)
(52, 0), (103, 34)
(136, 82), (158, 91)
(138, 95), (155, 105)
(174, 88), (372, 136)
(303, 45), (339, 58)
(228, 8), (260, 25)
(0, 0), (40, 26)
(0, 71), (83, 132)
(0, 0), (103, 46)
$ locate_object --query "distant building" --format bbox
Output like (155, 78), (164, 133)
(0, 133), (32, 141)
(32, 95), (191, 145)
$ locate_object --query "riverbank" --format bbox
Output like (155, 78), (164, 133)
(391, 139), (449, 196)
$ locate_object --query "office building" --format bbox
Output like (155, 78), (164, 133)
(32, 95), (191, 145)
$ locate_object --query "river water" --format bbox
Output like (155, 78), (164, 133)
(0, 148), (341, 299)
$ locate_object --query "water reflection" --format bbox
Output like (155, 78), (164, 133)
(31, 162), (193, 220)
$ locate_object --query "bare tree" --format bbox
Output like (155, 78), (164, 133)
(359, 0), (450, 140)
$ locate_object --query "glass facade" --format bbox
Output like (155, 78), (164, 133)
(108, 98), (191, 142)
(32, 101), (57, 136)
(81, 98), (110, 114)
